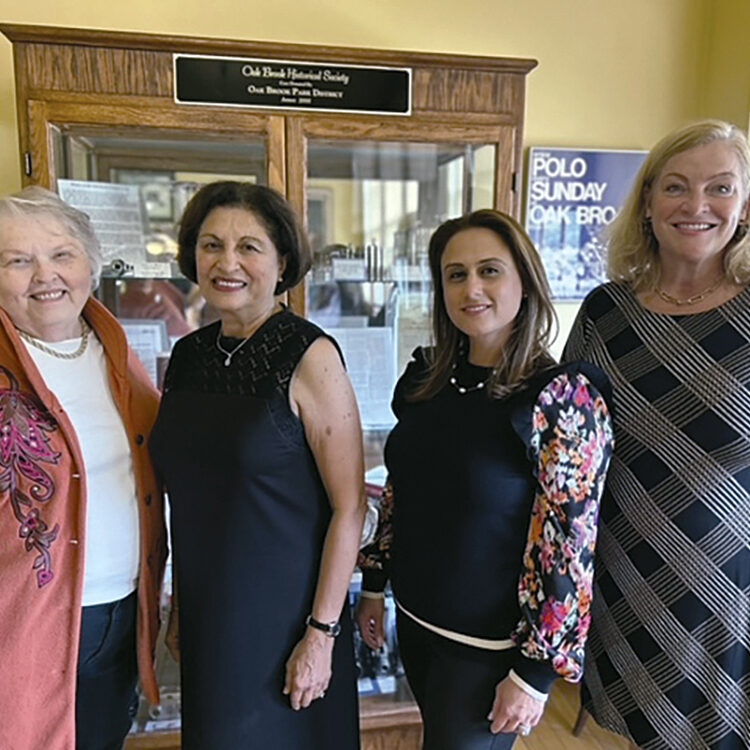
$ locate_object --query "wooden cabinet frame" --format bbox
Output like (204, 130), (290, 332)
(1, 24), (535, 315)
(0, 24), (536, 749)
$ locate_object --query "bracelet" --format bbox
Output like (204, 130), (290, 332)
(305, 614), (341, 637)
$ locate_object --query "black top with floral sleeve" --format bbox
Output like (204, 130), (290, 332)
(359, 348), (614, 692)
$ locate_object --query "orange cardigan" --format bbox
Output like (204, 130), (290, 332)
(0, 298), (167, 750)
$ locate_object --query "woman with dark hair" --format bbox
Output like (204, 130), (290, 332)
(356, 209), (614, 749)
(564, 120), (750, 749)
(150, 182), (365, 749)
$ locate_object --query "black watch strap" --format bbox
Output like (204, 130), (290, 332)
(305, 614), (341, 637)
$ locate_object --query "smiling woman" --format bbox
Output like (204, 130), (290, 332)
(0, 186), (167, 750)
(194, 206), (286, 338)
(149, 181), (364, 750)
(439, 226), (525, 366)
(606, 119), (750, 312)
(356, 210), (615, 750)
(0, 212), (94, 341)
(563, 120), (750, 749)
(644, 139), (749, 308)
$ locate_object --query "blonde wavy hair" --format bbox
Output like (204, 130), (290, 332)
(410, 209), (557, 401)
(607, 119), (750, 292)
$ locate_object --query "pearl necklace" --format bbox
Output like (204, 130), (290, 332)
(216, 327), (252, 367)
(449, 362), (491, 394)
(18, 318), (91, 359)
(656, 277), (723, 306)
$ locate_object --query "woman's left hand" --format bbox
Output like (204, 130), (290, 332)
(283, 628), (335, 710)
(487, 676), (546, 735)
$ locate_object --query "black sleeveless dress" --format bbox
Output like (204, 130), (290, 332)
(149, 309), (359, 750)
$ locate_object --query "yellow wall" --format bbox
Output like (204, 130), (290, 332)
(700, 0), (750, 129)
(2, 0), (747, 197)
(0, 0), (746, 352)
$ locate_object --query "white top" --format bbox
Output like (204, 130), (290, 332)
(20, 331), (140, 606)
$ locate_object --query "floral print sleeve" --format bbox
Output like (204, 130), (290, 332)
(358, 479), (394, 592)
(512, 371), (614, 684)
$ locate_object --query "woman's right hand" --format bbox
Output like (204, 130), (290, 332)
(355, 596), (386, 650)
(165, 607), (180, 662)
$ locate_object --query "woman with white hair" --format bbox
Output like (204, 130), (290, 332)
(0, 186), (167, 750)
(564, 120), (750, 749)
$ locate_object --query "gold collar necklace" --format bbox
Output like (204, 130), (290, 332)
(656, 277), (724, 306)
(18, 317), (91, 359)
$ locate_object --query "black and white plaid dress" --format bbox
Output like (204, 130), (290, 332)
(564, 282), (750, 750)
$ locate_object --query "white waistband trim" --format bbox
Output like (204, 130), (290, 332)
(396, 600), (514, 651)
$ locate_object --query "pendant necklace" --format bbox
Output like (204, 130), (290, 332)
(449, 362), (490, 394)
(216, 328), (251, 367)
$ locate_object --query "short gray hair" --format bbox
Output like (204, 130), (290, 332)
(0, 186), (103, 289)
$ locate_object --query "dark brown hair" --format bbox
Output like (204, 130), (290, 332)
(411, 209), (557, 401)
(177, 182), (310, 293)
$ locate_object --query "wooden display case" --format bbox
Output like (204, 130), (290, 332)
(1, 23), (536, 749)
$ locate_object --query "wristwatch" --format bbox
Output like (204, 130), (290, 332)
(305, 614), (341, 637)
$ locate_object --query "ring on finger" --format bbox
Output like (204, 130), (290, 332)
(318, 691), (326, 699)
(518, 724), (531, 736)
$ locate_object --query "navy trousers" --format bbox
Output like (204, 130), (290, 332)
(397, 612), (518, 750)
(76, 591), (139, 750)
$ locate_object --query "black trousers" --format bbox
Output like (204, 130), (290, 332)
(397, 612), (518, 750)
(76, 591), (139, 750)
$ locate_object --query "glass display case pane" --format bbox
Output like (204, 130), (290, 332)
(47, 128), (269, 737)
(49, 127), (268, 390)
(51, 127), (266, 280)
(305, 139), (496, 470)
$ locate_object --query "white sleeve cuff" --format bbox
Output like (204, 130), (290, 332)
(508, 669), (549, 702)
(358, 590), (385, 600)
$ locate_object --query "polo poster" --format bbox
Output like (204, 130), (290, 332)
(525, 148), (647, 300)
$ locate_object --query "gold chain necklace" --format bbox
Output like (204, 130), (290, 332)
(18, 317), (91, 359)
(656, 277), (723, 306)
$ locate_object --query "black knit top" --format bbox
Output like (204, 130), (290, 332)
(360, 347), (614, 691)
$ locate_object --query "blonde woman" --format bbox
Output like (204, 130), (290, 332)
(564, 120), (750, 749)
